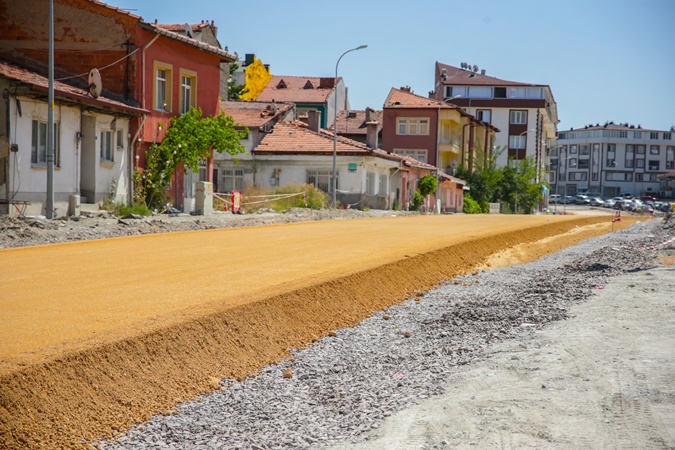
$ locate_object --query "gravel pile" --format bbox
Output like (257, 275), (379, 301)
(99, 219), (671, 450)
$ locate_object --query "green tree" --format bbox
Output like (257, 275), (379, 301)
(227, 62), (249, 100)
(140, 108), (247, 209)
(418, 174), (438, 197)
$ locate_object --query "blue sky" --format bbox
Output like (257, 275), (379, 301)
(128, 0), (675, 131)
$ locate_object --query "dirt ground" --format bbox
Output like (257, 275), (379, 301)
(329, 260), (675, 449)
(0, 212), (644, 449)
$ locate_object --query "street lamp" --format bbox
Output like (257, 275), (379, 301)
(332, 44), (367, 208)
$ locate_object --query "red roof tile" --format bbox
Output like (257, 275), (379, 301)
(329, 109), (383, 135)
(384, 87), (462, 109)
(436, 62), (547, 88)
(256, 76), (338, 104)
(140, 22), (237, 62)
(0, 61), (147, 115)
(156, 23), (212, 32)
(219, 100), (294, 128)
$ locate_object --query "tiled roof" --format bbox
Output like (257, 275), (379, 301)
(436, 62), (545, 88)
(0, 61), (147, 115)
(256, 76), (338, 104)
(254, 121), (399, 161)
(140, 22), (237, 62)
(156, 23), (212, 32)
(329, 109), (383, 135)
(219, 100), (294, 128)
(384, 88), (462, 109)
(384, 87), (499, 132)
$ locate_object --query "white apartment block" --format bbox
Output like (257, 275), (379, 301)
(432, 62), (559, 181)
(552, 123), (675, 199)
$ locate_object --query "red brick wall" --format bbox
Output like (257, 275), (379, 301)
(382, 108), (439, 166)
(0, 0), (138, 101)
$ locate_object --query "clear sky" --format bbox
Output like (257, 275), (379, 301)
(127, 0), (675, 132)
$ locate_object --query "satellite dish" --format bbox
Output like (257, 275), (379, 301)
(88, 68), (102, 98)
(451, 160), (458, 169)
(184, 23), (193, 38)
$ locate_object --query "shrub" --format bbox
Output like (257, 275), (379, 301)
(232, 183), (330, 213)
(462, 194), (482, 214)
(409, 190), (424, 211)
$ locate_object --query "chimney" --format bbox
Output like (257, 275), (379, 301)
(400, 86), (411, 93)
(244, 54), (255, 66)
(308, 110), (321, 132)
(365, 107), (373, 123)
(366, 121), (379, 149)
(319, 78), (335, 89)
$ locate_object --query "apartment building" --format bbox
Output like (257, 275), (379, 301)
(431, 62), (558, 181)
(552, 123), (675, 199)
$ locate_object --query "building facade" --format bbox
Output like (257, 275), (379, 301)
(431, 62), (558, 182)
(553, 123), (675, 199)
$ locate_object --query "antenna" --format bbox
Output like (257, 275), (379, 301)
(184, 23), (193, 38)
(87, 68), (102, 98)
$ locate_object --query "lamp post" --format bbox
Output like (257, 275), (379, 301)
(332, 44), (367, 208)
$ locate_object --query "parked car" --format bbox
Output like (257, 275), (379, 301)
(589, 197), (604, 207)
(603, 198), (617, 208)
(619, 192), (633, 199)
(574, 195), (591, 205)
(613, 199), (627, 210)
(549, 194), (561, 204)
(640, 196), (657, 202)
(562, 195), (575, 204)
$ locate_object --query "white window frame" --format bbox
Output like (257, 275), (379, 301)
(509, 135), (526, 149)
(476, 109), (491, 123)
(393, 149), (428, 163)
(100, 129), (113, 162)
(116, 129), (124, 149)
(222, 168), (244, 192)
(307, 169), (334, 193)
(509, 110), (527, 124)
(31, 119), (60, 167)
(366, 172), (376, 195)
(396, 118), (429, 136)
(378, 174), (387, 197)
(180, 75), (192, 114)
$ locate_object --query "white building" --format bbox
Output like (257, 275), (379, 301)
(0, 62), (145, 217)
(432, 62), (558, 181)
(553, 123), (675, 199)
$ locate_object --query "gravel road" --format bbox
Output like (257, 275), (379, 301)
(99, 217), (675, 449)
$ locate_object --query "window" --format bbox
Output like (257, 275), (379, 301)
(633, 131), (642, 139)
(636, 145), (645, 154)
(625, 144), (634, 168)
(508, 87), (526, 98)
(570, 144), (578, 154)
(667, 146), (674, 169)
(650, 132), (658, 139)
(605, 172), (633, 182)
(569, 172), (587, 181)
(179, 71), (197, 115)
(366, 172), (376, 195)
(664, 132), (672, 140)
(510, 110), (527, 124)
(636, 173), (643, 182)
(444, 86), (453, 98)
(31, 119), (60, 166)
(606, 144), (616, 167)
(307, 169), (334, 193)
(580, 145), (589, 156)
(396, 118), (429, 135)
(222, 169), (244, 192)
(578, 159), (589, 169)
(568, 158), (577, 168)
(476, 110), (491, 123)
(100, 130), (113, 162)
(509, 135), (526, 149)
(116, 129), (124, 149)
(636, 159), (645, 168)
(393, 149), (427, 163)
(379, 174), (388, 197)
(493, 87), (506, 98)
(648, 160), (660, 171)
(154, 62), (173, 112)
(468, 86), (491, 98)
(650, 145), (660, 155)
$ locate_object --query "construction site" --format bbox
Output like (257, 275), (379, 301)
(1, 210), (673, 449)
